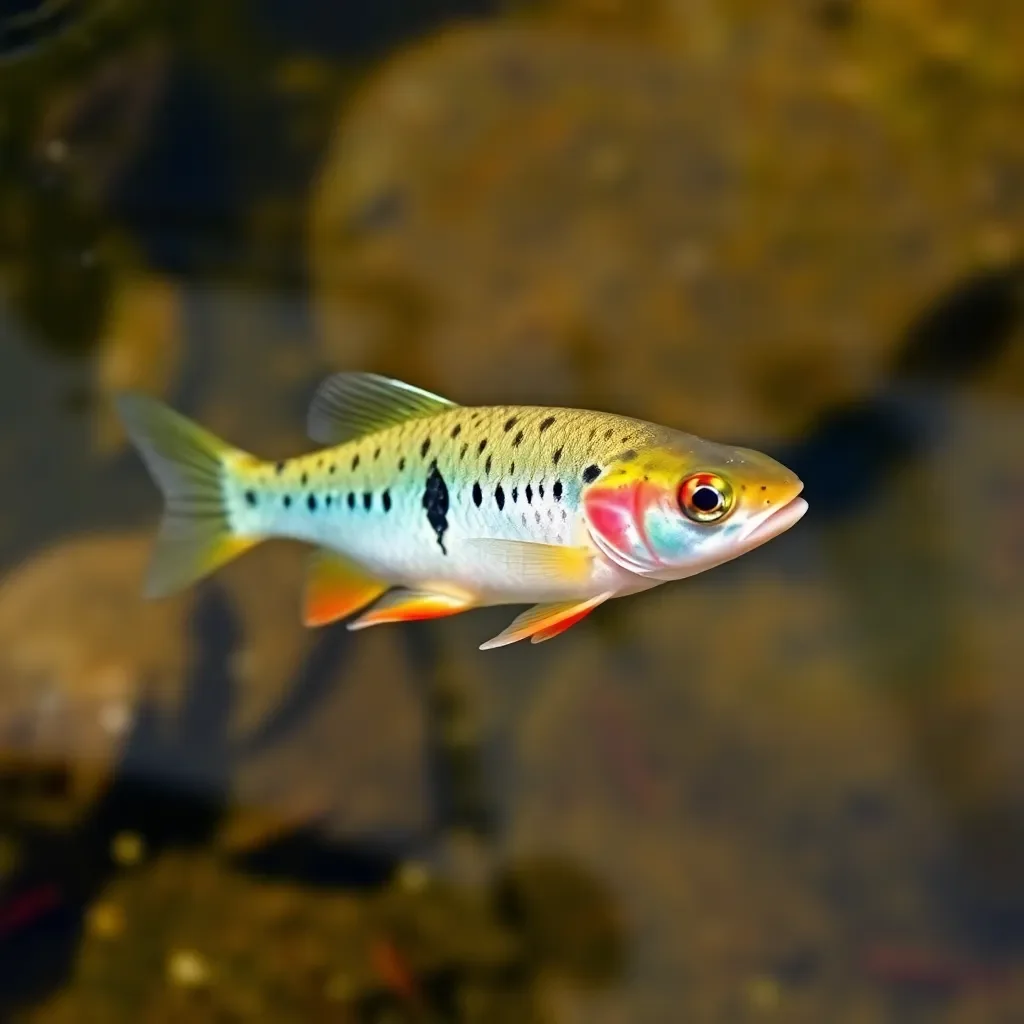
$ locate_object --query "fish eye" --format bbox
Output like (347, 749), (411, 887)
(678, 472), (733, 523)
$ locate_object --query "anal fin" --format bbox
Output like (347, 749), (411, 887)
(479, 592), (613, 650)
(303, 549), (388, 627)
(347, 588), (475, 630)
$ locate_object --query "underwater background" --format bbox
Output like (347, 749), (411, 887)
(1, 1), (1023, 1020)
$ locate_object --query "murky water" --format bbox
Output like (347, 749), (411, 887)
(1, 1), (1023, 1021)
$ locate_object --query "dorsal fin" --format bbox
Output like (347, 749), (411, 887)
(307, 372), (457, 445)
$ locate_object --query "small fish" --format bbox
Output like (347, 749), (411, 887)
(115, 373), (807, 650)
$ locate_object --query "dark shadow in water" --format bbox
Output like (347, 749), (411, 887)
(781, 262), (1023, 522)
(779, 262), (1024, 961)
(0, 582), (393, 1012)
(226, 824), (404, 891)
(230, 619), (497, 885)
(253, 0), (507, 60)
(401, 622), (501, 841)
(0, 0), (86, 62)
(0, 584), (236, 1012)
(112, 61), (238, 280)
(233, 627), (359, 760)
(0, 581), (620, 1018)
(891, 260), (1023, 385)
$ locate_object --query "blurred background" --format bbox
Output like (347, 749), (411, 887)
(0, 0), (1023, 1020)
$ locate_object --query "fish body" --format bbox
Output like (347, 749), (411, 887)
(116, 373), (808, 649)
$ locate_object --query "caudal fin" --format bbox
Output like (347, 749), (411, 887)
(115, 393), (261, 598)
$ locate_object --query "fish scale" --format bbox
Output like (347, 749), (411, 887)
(115, 372), (807, 648)
(227, 403), (653, 595)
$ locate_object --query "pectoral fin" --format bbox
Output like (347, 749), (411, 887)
(463, 539), (593, 587)
(303, 550), (388, 627)
(479, 592), (613, 650)
(347, 588), (476, 630)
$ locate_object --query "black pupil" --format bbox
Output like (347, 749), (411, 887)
(691, 486), (721, 513)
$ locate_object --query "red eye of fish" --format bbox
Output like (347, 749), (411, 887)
(678, 472), (733, 523)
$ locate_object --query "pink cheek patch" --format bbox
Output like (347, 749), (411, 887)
(583, 482), (655, 567)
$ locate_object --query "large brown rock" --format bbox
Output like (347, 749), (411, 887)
(310, 18), (1022, 439)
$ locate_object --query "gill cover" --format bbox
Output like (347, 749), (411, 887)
(581, 465), (664, 575)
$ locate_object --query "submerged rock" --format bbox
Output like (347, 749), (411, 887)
(311, 19), (1023, 439)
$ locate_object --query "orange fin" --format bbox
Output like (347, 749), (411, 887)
(347, 588), (475, 630)
(303, 550), (388, 627)
(479, 592), (613, 650)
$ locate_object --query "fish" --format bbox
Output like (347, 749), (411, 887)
(114, 372), (808, 650)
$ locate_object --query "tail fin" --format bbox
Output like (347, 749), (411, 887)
(114, 392), (261, 598)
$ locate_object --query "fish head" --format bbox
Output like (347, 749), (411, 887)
(581, 433), (807, 580)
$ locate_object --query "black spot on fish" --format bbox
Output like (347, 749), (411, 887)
(512, 486), (518, 503)
(495, 483), (505, 510)
(540, 415), (556, 432)
(421, 437), (431, 459)
(478, 438), (488, 454)
(472, 481), (482, 507)
(245, 490), (257, 507)
(604, 428), (614, 440)
(761, 485), (767, 491)
(588, 427), (597, 440)
(621, 435), (629, 444)
(283, 495), (292, 508)
(522, 512), (528, 527)
(561, 508), (567, 521)
(512, 429), (524, 447)
(539, 482), (545, 499)
(460, 443), (468, 460)
(317, 458), (323, 469)
(504, 416), (518, 432)
(307, 494), (317, 512)
(374, 447), (381, 460)
(399, 456), (406, 472)
(620, 449), (637, 462)
(325, 495), (332, 507)
(451, 423), (462, 439)
(301, 472), (308, 486)
(382, 489), (392, 513)
(423, 461), (450, 554)
(582, 464), (601, 483)
(485, 454), (492, 476)
(329, 464), (336, 475)
(276, 461), (285, 475)
(363, 491), (372, 510)
(553, 480), (563, 501)
(552, 445), (563, 466)
(525, 484), (533, 504)
(347, 492), (355, 509)
(509, 461), (515, 475)
(535, 510), (542, 524)
(352, 454), (360, 471)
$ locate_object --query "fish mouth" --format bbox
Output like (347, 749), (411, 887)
(738, 493), (808, 549)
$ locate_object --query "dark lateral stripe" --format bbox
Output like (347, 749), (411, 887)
(423, 461), (450, 554)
